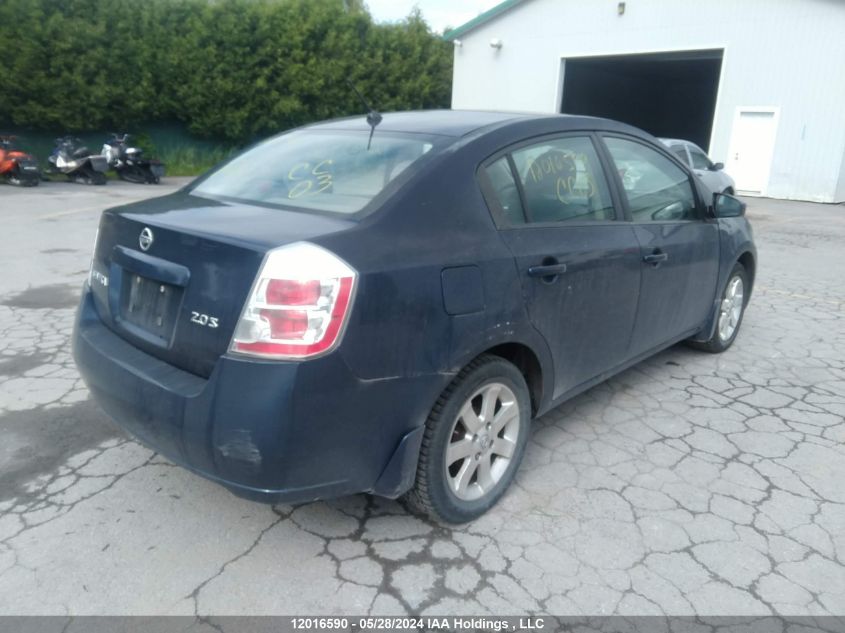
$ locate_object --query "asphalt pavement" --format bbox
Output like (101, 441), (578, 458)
(0, 181), (843, 616)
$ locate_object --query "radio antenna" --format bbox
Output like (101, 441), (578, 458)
(347, 79), (382, 150)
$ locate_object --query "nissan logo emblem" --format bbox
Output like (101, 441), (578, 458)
(139, 227), (154, 251)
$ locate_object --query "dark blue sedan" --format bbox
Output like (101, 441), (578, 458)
(73, 110), (756, 523)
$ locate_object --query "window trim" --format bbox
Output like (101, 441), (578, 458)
(596, 133), (706, 224)
(477, 155), (529, 226)
(477, 131), (622, 230)
(506, 153), (533, 223)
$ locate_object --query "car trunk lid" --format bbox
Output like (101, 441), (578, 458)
(88, 192), (355, 377)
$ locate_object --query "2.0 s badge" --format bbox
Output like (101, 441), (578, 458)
(190, 312), (219, 328)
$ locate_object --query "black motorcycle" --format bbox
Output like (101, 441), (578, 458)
(47, 136), (108, 185)
(102, 133), (165, 184)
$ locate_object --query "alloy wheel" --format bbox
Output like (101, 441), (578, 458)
(444, 382), (521, 501)
(718, 275), (745, 342)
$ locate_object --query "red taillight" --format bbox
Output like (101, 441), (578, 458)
(261, 309), (309, 339)
(265, 279), (322, 306)
(230, 243), (357, 360)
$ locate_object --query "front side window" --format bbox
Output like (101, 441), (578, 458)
(688, 146), (712, 170)
(604, 137), (697, 222)
(510, 136), (615, 223)
(192, 130), (440, 215)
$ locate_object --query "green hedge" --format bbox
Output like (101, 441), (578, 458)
(0, 0), (453, 144)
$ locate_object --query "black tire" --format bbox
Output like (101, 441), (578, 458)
(689, 262), (748, 353)
(404, 354), (531, 523)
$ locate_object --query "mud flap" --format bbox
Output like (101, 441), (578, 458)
(688, 296), (722, 343)
(371, 425), (425, 498)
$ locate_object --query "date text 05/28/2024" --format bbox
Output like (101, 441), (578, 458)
(290, 617), (546, 631)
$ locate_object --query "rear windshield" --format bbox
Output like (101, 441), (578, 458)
(191, 129), (441, 214)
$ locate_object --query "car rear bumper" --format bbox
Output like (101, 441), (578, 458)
(72, 287), (442, 503)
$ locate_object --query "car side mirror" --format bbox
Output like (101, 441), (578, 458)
(713, 192), (745, 218)
(711, 162), (724, 171)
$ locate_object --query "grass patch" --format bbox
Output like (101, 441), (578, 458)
(154, 145), (236, 177)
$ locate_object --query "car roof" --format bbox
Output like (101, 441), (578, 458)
(660, 137), (707, 152)
(309, 110), (534, 137)
(307, 109), (632, 138)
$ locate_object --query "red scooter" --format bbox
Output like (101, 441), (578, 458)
(0, 136), (40, 186)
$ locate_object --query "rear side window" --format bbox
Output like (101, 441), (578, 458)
(688, 146), (712, 170)
(510, 136), (615, 223)
(192, 130), (440, 215)
(604, 137), (697, 222)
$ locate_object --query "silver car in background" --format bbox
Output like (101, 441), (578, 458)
(660, 138), (735, 195)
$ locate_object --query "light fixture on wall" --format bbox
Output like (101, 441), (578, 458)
(489, 38), (503, 49)
(618, 2), (626, 15)
(453, 39), (463, 47)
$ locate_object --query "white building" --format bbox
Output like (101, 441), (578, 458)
(445, 0), (845, 203)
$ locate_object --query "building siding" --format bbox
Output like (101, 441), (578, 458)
(450, 0), (845, 202)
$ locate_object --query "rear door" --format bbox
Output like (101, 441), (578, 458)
(599, 135), (720, 357)
(480, 133), (642, 400)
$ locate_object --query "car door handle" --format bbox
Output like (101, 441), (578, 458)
(642, 251), (669, 266)
(527, 263), (567, 278)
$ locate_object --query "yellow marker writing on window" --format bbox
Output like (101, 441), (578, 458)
(288, 159), (334, 199)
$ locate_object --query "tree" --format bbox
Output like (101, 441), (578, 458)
(0, 0), (453, 144)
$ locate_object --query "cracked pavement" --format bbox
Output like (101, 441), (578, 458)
(0, 184), (843, 616)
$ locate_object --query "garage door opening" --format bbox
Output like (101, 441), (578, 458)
(560, 50), (723, 151)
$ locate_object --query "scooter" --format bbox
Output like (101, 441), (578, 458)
(102, 133), (165, 184)
(47, 136), (108, 185)
(0, 136), (40, 186)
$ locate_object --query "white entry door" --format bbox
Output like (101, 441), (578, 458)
(725, 108), (779, 196)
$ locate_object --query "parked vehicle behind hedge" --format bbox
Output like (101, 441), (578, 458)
(47, 136), (108, 185)
(0, 135), (40, 186)
(102, 133), (165, 184)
